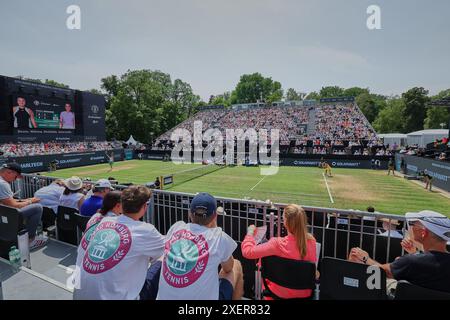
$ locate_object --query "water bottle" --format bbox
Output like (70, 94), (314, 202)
(8, 246), (21, 272)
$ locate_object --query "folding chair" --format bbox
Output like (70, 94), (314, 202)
(259, 255), (316, 300)
(0, 205), (25, 259)
(56, 206), (79, 245)
(394, 280), (450, 300)
(319, 257), (387, 300)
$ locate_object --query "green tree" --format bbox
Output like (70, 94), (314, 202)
(304, 91), (320, 100)
(424, 89), (450, 129)
(355, 92), (386, 123)
(101, 69), (201, 142)
(373, 98), (406, 133)
(343, 87), (369, 98)
(209, 92), (232, 106)
(402, 87), (429, 133)
(286, 88), (303, 101)
(319, 86), (345, 98)
(233, 73), (283, 104)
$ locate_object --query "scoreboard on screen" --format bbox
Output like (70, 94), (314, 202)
(0, 75), (106, 143)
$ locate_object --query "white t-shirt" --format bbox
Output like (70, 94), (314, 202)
(34, 183), (65, 214)
(73, 215), (165, 300)
(74, 211), (117, 268)
(59, 192), (84, 210)
(157, 221), (237, 300)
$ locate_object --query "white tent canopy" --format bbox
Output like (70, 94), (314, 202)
(406, 129), (449, 147)
(126, 135), (138, 146)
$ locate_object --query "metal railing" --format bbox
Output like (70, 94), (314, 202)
(13, 174), (407, 299)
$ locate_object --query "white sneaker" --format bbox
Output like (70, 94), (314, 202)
(30, 235), (49, 251)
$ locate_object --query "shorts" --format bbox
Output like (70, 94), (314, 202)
(219, 278), (233, 300)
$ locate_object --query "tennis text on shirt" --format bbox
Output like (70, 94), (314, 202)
(82, 221), (132, 274)
(162, 229), (209, 288)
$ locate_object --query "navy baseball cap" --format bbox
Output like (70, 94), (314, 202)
(2, 162), (22, 176)
(190, 193), (217, 217)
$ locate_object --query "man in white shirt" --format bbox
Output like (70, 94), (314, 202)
(157, 192), (244, 300)
(34, 179), (66, 214)
(73, 185), (165, 300)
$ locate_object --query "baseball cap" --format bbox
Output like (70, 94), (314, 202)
(95, 179), (114, 190)
(65, 176), (83, 191)
(190, 193), (217, 217)
(405, 210), (450, 241)
(1, 162), (22, 176)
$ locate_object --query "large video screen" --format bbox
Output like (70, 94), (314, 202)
(12, 94), (75, 130)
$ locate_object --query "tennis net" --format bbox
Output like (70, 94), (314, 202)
(162, 164), (226, 189)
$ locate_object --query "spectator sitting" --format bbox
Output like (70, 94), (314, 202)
(0, 163), (48, 250)
(377, 218), (403, 239)
(34, 179), (66, 214)
(439, 152), (446, 161)
(79, 179), (114, 217)
(349, 210), (450, 294)
(59, 176), (85, 211)
(242, 204), (317, 299)
(157, 192), (244, 300)
(73, 186), (165, 300)
(75, 191), (123, 270)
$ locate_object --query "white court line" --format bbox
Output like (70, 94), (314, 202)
(322, 173), (335, 204)
(250, 175), (268, 191)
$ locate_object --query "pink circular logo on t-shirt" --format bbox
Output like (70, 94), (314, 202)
(81, 215), (104, 250)
(162, 229), (209, 288)
(83, 221), (132, 274)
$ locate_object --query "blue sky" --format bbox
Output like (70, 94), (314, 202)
(1, 0), (449, 100)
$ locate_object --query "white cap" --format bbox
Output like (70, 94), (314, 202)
(95, 179), (114, 190)
(405, 210), (450, 241)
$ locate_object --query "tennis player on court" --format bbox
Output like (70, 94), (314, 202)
(320, 159), (332, 177)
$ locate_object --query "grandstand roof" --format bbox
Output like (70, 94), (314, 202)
(407, 129), (449, 136)
(378, 133), (407, 138)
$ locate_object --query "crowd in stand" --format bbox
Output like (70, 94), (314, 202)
(153, 103), (385, 155)
(312, 104), (380, 145)
(0, 141), (116, 158)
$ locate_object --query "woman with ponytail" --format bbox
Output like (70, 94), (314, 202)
(84, 191), (122, 230)
(241, 204), (317, 299)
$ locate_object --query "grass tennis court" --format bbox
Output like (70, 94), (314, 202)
(42, 160), (450, 216)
